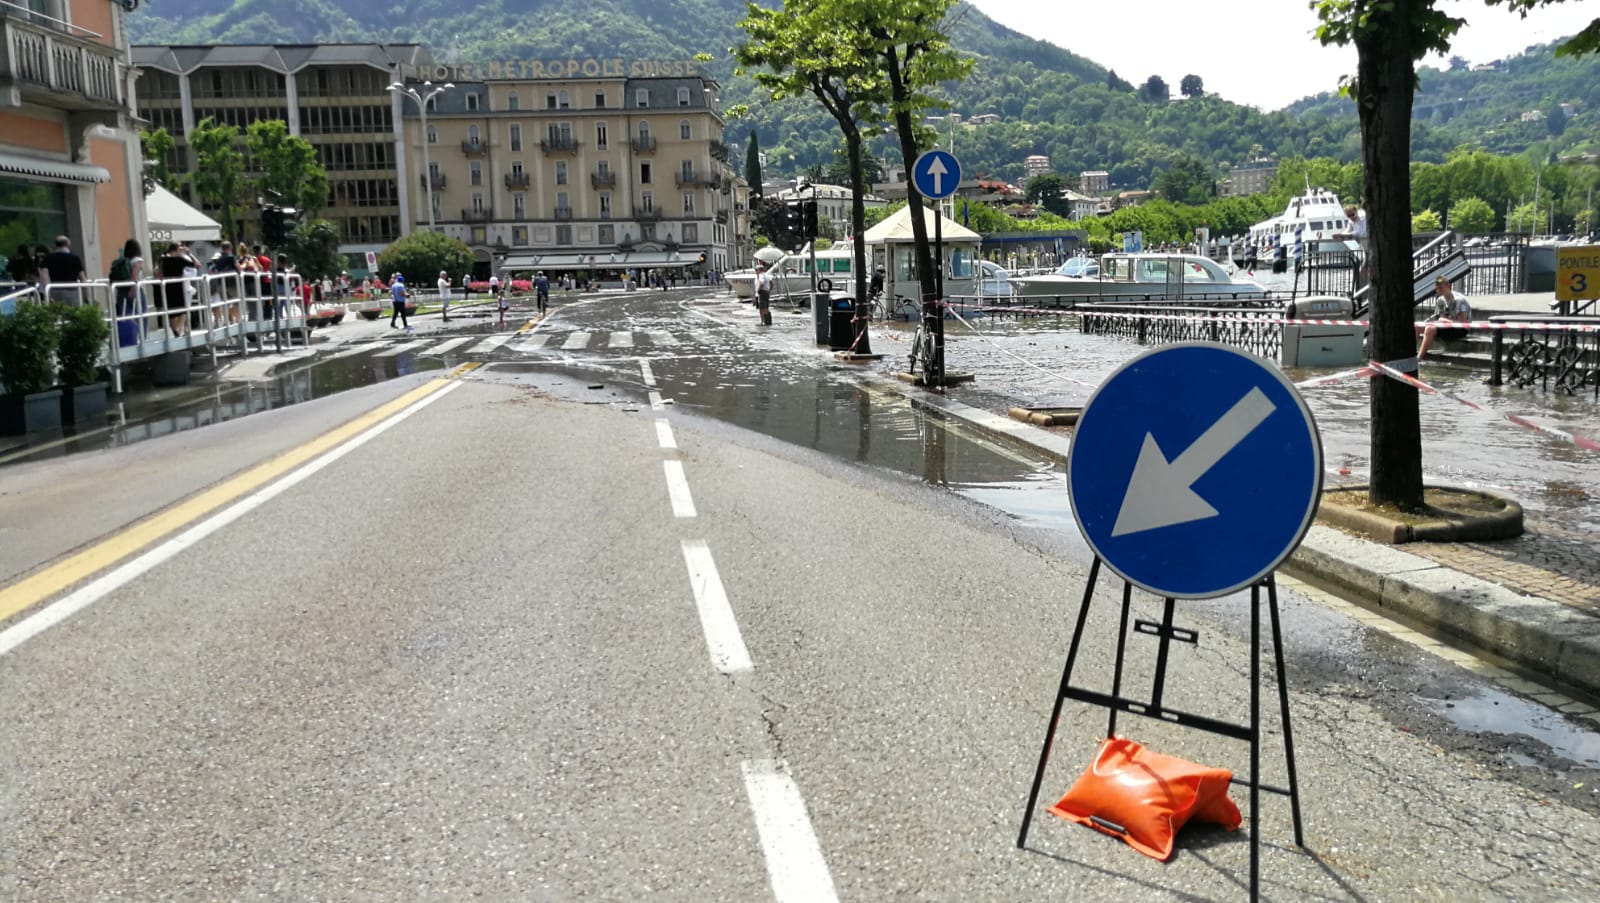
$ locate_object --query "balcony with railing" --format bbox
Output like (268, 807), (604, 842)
(540, 135), (580, 154)
(461, 208), (491, 222)
(461, 139), (487, 156)
(0, 9), (122, 111)
(553, 206), (574, 221)
(631, 136), (656, 153)
(504, 171), (529, 188)
(633, 206), (662, 221)
(675, 170), (720, 188)
(591, 170), (616, 189)
(709, 139), (730, 162)
(421, 172), (446, 190)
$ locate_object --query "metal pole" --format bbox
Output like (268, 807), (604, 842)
(933, 204), (945, 386)
(419, 97), (436, 231)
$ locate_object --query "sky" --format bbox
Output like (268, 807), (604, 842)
(966, 0), (1597, 111)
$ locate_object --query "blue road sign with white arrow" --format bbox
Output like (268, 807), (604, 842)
(1068, 342), (1323, 599)
(912, 149), (961, 200)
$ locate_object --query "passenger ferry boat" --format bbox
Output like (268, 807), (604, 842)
(1238, 186), (1354, 263)
(726, 242), (861, 302)
(1009, 252), (1267, 303)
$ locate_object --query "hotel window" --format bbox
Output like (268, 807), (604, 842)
(598, 193), (611, 219)
(595, 122), (608, 149)
(555, 161), (567, 185)
(640, 223), (656, 241)
(556, 225), (573, 245)
(546, 92), (557, 109)
(599, 224), (614, 244)
(425, 96), (436, 112)
(683, 224), (698, 243)
(514, 194), (525, 219)
(556, 191), (569, 211)
(426, 125), (437, 144)
(512, 226), (529, 245)
(680, 120), (691, 140)
(597, 160), (611, 179)
(682, 192), (694, 215)
(641, 191), (653, 212)
(680, 160), (694, 181)
(467, 125), (481, 145)
(677, 87), (690, 106)
(594, 90), (606, 108)
(510, 124), (522, 152)
(466, 93), (480, 111)
(471, 192), (484, 213)
(635, 88), (648, 108)
(470, 161), (482, 186)
(471, 226), (486, 243)
(508, 92), (519, 111)
(640, 161), (652, 184)
(557, 90), (569, 109)
(512, 161), (525, 176)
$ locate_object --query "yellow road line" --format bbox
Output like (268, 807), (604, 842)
(0, 364), (479, 625)
(516, 317), (540, 334)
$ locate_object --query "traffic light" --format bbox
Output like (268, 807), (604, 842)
(260, 205), (300, 247)
(783, 201), (805, 249)
(802, 199), (818, 240)
(697, 252), (706, 265)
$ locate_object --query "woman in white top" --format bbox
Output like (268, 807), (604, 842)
(437, 270), (452, 321)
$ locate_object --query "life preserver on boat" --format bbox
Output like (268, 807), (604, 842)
(817, 277), (833, 292)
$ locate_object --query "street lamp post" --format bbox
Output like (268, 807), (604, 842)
(389, 79), (454, 232)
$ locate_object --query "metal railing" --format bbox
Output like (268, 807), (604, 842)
(591, 171), (616, 189)
(539, 136), (579, 153)
(460, 139), (487, 156)
(1488, 316), (1600, 398)
(631, 136), (656, 153)
(504, 171), (529, 188)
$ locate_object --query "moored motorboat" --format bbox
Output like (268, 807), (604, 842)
(1010, 252), (1266, 303)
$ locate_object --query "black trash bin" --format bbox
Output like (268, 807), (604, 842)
(829, 296), (855, 351)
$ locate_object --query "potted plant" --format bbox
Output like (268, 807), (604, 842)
(0, 301), (63, 435)
(54, 302), (110, 423)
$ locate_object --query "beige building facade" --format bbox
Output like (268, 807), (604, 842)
(396, 68), (746, 276)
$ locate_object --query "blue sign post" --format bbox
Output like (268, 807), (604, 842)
(911, 149), (961, 200)
(1068, 342), (1323, 599)
(910, 150), (961, 387)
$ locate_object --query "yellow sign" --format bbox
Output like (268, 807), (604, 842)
(403, 59), (700, 83)
(1556, 245), (1600, 301)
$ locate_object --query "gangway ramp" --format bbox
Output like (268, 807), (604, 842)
(1352, 230), (1471, 316)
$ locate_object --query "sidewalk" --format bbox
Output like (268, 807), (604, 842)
(897, 381), (1600, 699)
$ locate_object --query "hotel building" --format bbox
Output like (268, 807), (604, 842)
(131, 42), (433, 260)
(1, 0), (144, 284)
(394, 66), (746, 276)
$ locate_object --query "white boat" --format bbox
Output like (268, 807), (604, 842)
(725, 269), (756, 298)
(766, 241), (862, 302)
(1009, 252), (1266, 303)
(1238, 186), (1353, 264)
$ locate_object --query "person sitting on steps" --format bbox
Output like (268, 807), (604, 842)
(1416, 275), (1470, 361)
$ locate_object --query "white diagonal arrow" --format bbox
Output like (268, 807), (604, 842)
(1110, 386), (1277, 537)
(925, 156), (948, 197)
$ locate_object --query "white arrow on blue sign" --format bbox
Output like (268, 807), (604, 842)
(1068, 342), (1323, 599)
(912, 149), (961, 200)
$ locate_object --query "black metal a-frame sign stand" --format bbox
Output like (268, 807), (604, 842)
(1016, 557), (1306, 899)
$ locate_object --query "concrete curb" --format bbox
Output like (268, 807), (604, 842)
(879, 379), (1600, 697)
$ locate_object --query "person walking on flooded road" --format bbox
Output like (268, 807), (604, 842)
(390, 273), (411, 331)
(438, 270), (452, 321)
(755, 262), (773, 326)
(534, 271), (550, 315)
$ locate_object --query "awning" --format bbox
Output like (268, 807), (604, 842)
(0, 151), (110, 185)
(144, 183), (222, 243)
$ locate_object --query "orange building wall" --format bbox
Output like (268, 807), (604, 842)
(71, 1), (116, 49)
(0, 111), (68, 154)
(90, 137), (134, 264)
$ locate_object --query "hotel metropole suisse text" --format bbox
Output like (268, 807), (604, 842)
(401, 58), (702, 83)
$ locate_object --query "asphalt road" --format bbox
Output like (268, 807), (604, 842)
(1, 290), (1597, 901)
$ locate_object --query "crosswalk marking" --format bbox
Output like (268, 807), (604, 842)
(426, 336), (475, 355)
(610, 331), (635, 348)
(510, 334), (552, 352)
(323, 343), (373, 360)
(647, 330), (678, 346)
(373, 339), (428, 357)
(562, 331), (591, 350)
(472, 333), (514, 352)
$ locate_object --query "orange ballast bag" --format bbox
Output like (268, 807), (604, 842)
(1047, 736), (1242, 861)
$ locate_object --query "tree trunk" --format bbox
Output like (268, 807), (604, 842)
(1356, 6), (1425, 511)
(845, 130), (872, 353)
(884, 46), (937, 306)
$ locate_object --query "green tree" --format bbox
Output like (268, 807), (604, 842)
(245, 119), (329, 216)
(864, 0), (974, 305)
(1315, 0), (1467, 511)
(375, 230), (474, 289)
(1412, 208), (1443, 231)
(188, 117), (245, 242)
(1155, 155), (1215, 206)
(823, 144), (884, 187)
(139, 127), (178, 194)
(1024, 172), (1070, 217)
(1508, 199), (1541, 232)
(1140, 75), (1170, 103)
(745, 131), (764, 198)
(1180, 74), (1204, 98)
(287, 219), (342, 281)
(1448, 196), (1496, 233)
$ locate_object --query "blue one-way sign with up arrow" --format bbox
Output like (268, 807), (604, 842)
(1068, 342), (1323, 599)
(912, 149), (961, 200)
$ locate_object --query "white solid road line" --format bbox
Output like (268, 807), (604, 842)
(679, 540), (752, 674)
(473, 333), (513, 352)
(426, 336), (476, 355)
(0, 382), (465, 658)
(610, 330), (635, 348)
(656, 418), (676, 450)
(562, 330), (591, 350)
(373, 339), (428, 357)
(647, 330), (678, 346)
(640, 360), (657, 387)
(741, 760), (840, 903)
(663, 460), (696, 517)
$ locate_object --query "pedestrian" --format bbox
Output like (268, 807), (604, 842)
(108, 239), (143, 343)
(488, 271), (500, 298)
(755, 261), (773, 326)
(7, 243), (37, 286)
(1416, 275), (1470, 361)
(40, 234), (85, 304)
(158, 242), (191, 335)
(437, 269), (453, 321)
(461, 271), (472, 303)
(534, 270), (549, 314)
(390, 272), (410, 330)
(496, 281), (509, 328)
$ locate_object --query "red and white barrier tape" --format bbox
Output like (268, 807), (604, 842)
(1366, 358), (1600, 454)
(1076, 309), (1600, 333)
